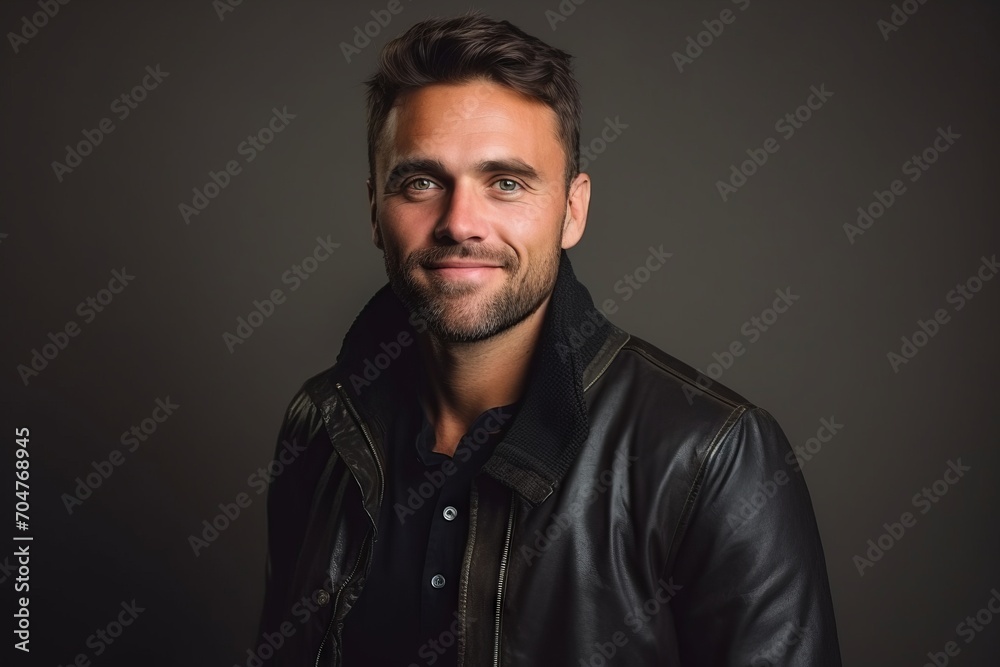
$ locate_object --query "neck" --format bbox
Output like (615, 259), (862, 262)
(415, 293), (551, 455)
(330, 249), (621, 501)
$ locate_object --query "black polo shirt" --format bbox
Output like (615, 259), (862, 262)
(340, 394), (518, 667)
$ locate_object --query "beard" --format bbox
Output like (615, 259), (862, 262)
(382, 232), (562, 344)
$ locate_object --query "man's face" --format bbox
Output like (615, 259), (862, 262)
(368, 79), (589, 343)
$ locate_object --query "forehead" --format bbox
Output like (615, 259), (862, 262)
(379, 80), (562, 173)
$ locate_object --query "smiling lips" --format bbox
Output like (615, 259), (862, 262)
(425, 260), (504, 281)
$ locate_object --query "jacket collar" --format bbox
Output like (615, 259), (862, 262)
(330, 249), (627, 504)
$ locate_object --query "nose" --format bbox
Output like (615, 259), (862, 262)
(434, 178), (491, 244)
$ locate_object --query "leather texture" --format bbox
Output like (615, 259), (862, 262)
(256, 253), (842, 667)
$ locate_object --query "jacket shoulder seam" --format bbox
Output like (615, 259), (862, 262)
(664, 403), (747, 569)
(621, 340), (747, 410)
(583, 325), (631, 392)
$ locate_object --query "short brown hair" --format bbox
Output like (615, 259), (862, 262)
(365, 10), (582, 191)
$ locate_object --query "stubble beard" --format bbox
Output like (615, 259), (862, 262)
(383, 237), (562, 344)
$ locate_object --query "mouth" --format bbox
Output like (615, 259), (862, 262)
(424, 260), (504, 281)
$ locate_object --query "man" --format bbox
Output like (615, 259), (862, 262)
(257, 11), (842, 666)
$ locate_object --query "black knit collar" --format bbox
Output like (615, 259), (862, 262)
(331, 249), (615, 503)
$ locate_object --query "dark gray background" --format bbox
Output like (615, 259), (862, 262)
(2, 0), (998, 664)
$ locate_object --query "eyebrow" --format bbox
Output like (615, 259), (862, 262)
(384, 157), (541, 188)
(476, 158), (540, 182)
(386, 158), (446, 187)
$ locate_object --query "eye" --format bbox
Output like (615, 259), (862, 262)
(494, 178), (521, 192)
(408, 178), (436, 191)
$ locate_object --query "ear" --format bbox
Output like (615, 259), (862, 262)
(367, 178), (383, 250)
(560, 171), (591, 250)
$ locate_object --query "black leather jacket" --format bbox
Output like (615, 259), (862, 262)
(257, 251), (842, 666)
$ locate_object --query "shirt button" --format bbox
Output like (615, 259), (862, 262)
(430, 574), (446, 589)
(442, 506), (458, 521)
(315, 589), (331, 606)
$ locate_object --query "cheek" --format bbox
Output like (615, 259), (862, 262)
(380, 207), (429, 246)
(503, 204), (563, 244)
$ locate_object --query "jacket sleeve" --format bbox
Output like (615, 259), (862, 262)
(255, 384), (331, 644)
(669, 406), (842, 666)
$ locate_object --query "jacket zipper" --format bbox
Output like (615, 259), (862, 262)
(313, 383), (385, 666)
(314, 530), (371, 667)
(493, 500), (516, 667)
